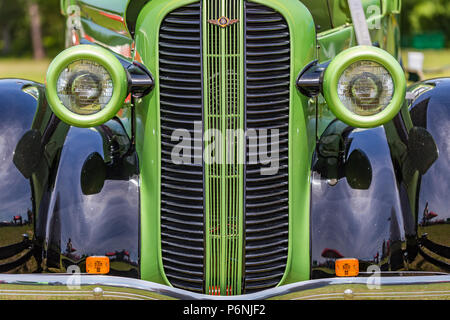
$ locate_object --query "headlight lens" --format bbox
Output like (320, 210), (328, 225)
(337, 60), (394, 116)
(56, 60), (114, 115)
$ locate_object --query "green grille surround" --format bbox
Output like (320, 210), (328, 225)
(157, 0), (294, 296)
(203, 0), (245, 296)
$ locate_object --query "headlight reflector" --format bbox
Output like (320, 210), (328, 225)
(338, 60), (394, 116)
(57, 60), (114, 115)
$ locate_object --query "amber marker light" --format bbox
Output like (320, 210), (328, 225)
(86, 256), (110, 274)
(335, 258), (359, 277)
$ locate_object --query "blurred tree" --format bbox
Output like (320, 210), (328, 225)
(37, 0), (66, 58)
(0, 0), (65, 58)
(0, 0), (449, 57)
(0, 1), (24, 55)
(27, 0), (46, 59)
(401, 0), (450, 47)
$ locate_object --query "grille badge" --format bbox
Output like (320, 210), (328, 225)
(208, 16), (239, 28)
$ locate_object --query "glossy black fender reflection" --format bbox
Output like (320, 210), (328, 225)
(0, 79), (43, 273)
(406, 78), (450, 272)
(35, 119), (141, 278)
(310, 121), (408, 278)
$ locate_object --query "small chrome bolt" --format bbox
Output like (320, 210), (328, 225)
(93, 287), (104, 297)
(343, 289), (354, 300)
(327, 178), (338, 186)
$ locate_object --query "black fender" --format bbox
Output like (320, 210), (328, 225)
(310, 121), (409, 278)
(311, 78), (450, 278)
(404, 78), (450, 272)
(0, 79), (140, 277)
(0, 79), (44, 273)
(36, 119), (141, 278)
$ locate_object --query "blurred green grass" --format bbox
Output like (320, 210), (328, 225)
(0, 225), (32, 247)
(402, 48), (450, 80)
(0, 49), (449, 84)
(0, 58), (51, 83)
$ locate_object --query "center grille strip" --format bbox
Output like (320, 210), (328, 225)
(203, 0), (245, 296)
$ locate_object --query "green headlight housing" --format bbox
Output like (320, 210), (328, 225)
(322, 46), (406, 128)
(46, 45), (129, 128)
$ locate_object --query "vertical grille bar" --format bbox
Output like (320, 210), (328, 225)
(244, 2), (290, 293)
(159, 2), (204, 293)
(203, 0), (245, 296)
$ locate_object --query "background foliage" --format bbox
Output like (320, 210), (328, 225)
(0, 0), (65, 59)
(401, 0), (450, 45)
(0, 0), (449, 60)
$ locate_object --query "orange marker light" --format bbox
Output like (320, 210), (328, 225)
(86, 256), (110, 274)
(335, 258), (359, 277)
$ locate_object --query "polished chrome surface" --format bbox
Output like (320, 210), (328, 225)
(0, 273), (448, 300)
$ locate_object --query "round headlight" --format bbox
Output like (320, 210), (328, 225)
(57, 60), (113, 115)
(338, 61), (394, 116)
(323, 46), (406, 128)
(46, 45), (128, 128)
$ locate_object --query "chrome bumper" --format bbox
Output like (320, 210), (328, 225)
(0, 273), (449, 300)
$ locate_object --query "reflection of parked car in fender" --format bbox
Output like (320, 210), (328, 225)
(13, 216), (22, 225)
(106, 250), (131, 263)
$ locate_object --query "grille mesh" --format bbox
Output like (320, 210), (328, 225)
(244, 2), (290, 293)
(159, 2), (204, 293)
(159, 1), (290, 295)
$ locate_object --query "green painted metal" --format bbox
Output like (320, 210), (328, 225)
(45, 44), (129, 128)
(26, 0), (435, 298)
(75, 0), (129, 16)
(53, 0), (406, 294)
(322, 45), (406, 128)
(300, 0), (383, 32)
(75, 0), (132, 41)
(251, 0), (316, 287)
(71, 0), (134, 60)
(135, 0), (315, 290)
(328, 0), (382, 28)
(134, 0), (200, 288)
(317, 2), (401, 62)
(315, 5), (402, 136)
(79, 18), (132, 47)
(60, 0), (77, 16)
(202, 0), (245, 296)
(301, 0), (332, 31)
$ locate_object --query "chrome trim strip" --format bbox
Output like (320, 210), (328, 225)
(0, 273), (449, 300)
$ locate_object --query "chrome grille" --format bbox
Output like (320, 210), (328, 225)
(159, 2), (204, 293)
(159, 1), (290, 295)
